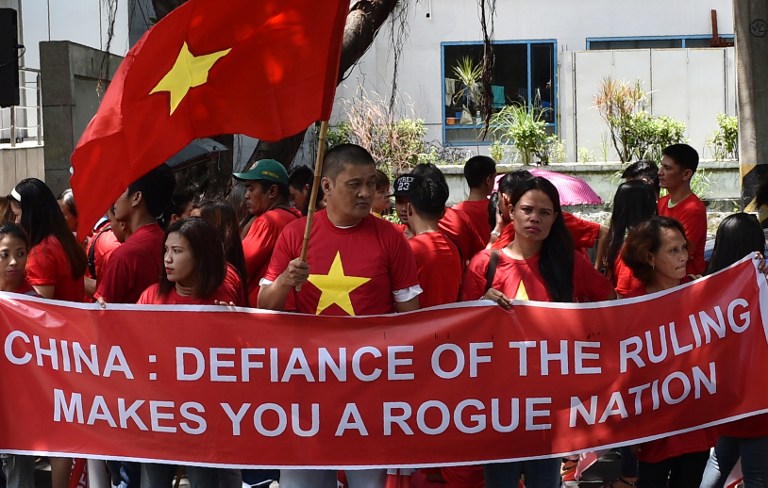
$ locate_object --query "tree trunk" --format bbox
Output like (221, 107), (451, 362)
(733, 0), (768, 222)
(151, 0), (187, 21)
(247, 0), (401, 169)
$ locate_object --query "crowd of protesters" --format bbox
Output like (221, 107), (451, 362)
(1, 142), (766, 488)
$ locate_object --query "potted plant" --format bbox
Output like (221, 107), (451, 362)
(452, 56), (482, 124)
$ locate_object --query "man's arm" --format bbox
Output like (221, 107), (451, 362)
(594, 225), (609, 270)
(257, 258), (309, 310)
(395, 296), (419, 313)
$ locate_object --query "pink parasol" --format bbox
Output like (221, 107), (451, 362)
(493, 168), (603, 205)
(529, 168), (602, 205)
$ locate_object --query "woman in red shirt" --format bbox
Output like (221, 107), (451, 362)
(9, 178), (87, 302)
(9, 178), (87, 488)
(138, 217), (236, 306)
(461, 177), (614, 488)
(622, 216), (716, 488)
(700, 213), (768, 487)
(0, 223), (39, 487)
(139, 217), (237, 486)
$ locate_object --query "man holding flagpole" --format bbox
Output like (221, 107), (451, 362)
(259, 143), (421, 487)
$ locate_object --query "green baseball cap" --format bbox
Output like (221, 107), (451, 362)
(233, 159), (288, 185)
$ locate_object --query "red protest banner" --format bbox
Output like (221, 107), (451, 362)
(0, 256), (767, 468)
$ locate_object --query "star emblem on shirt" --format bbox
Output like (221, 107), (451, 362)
(307, 252), (371, 316)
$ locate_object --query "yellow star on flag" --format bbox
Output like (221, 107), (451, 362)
(150, 42), (231, 115)
(514, 281), (529, 301)
(307, 252), (371, 316)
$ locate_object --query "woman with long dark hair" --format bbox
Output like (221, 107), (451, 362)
(9, 179), (87, 302)
(197, 200), (248, 306)
(700, 213), (768, 487)
(9, 178), (88, 488)
(605, 180), (658, 297)
(460, 176), (614, 488)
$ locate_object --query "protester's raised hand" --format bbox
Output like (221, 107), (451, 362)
(755, 252), (768, 280)
(482, 287), (511, 310)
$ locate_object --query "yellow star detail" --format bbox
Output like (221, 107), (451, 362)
(150, 42), (231, 115)
(307, 252), (371, 316)
(514, 281), (529, 301)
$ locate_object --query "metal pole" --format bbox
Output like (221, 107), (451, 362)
(36, 71), (42, 145)
(9, 106), (16, 147)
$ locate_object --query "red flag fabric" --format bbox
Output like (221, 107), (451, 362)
(70, 0), (348, 238)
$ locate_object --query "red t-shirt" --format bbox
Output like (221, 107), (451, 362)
(460, 250), (612, 303)
(439, 207), (485, 266)
(243, 207), (301, 305)
(264, 210), (419, 316)
(94, 223), (164, 304)
(409, 231), (462, 307)
(221, 263), (247, 307)
(613, 244), (642, 297)
(453, 199), (491, 246)
(26, 235), (84, 302)
(658, 193), (707, 275)
(13, 280), (39, 296)
(137, 282), (237, 305)
(492, 212), (601, 251)
(624, 283), (717, 462)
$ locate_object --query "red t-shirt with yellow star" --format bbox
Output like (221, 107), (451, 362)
(264, 210), (419, 316)
(460, 249), (612, 303)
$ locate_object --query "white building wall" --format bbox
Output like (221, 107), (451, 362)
(18, 0), (130, 70)
(334, 0), (734, 161)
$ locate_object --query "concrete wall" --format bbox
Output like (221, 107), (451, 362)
(440, 161), (740, 207)
(0, 146), (44, 194)
(333, 0), (734, 158)
(40, 41), (122, 195)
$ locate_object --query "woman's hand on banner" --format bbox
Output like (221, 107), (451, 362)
(482, 288), (511, 310)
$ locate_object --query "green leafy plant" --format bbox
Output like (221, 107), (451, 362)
(595, 78), (686, 162)
(490, 104), (548, 165)
(707, 113), (738, 160)
(578, 147), (594, 164)
(489, 141), (506, 163)
(452, 56), (483, 112)
(594, 77), (646, 163)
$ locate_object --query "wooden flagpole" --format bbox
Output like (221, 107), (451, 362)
(299, 120), (329, 262)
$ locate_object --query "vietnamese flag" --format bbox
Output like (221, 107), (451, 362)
(70, 0), (348, 238)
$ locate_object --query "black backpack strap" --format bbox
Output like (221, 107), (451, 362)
(485, 250), (500, 292)
(87, 228), (108, 280)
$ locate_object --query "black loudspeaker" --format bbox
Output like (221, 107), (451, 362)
(0, 8), (20, 108)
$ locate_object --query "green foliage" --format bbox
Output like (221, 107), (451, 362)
(489, 141), (506, 163)
(537, 135), (566, 165)
(690, 168), (712, 198)
(594, 78), (686, 163)
(578, 147), (594, 164)
(707, 114), (738, 160)
(452, 56), (483, 109)
(624, 113), (686, 162)
(490, 104), (549, 165)
(327, 123), (352, 148)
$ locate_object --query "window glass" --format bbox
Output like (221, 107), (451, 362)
(443, 41), (556, 145)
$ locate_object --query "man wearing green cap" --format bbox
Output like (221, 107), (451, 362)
(233, 159), (301, 306)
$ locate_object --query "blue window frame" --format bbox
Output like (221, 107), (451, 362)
(441, 40), (558, 146)
(586, 35), (734, 50)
